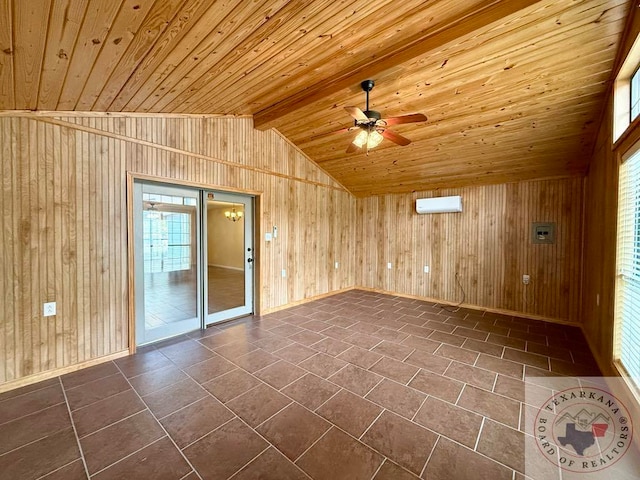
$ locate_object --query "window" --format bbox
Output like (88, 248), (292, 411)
(615, 145), (640, 389)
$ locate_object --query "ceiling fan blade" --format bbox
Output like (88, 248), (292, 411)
(345, 106), (368, 121)
(346, 142), (359, 153)
(383, 113), (427, 126)
(382, 129), (411, 146)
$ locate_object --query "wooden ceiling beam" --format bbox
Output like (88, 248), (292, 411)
(252, 0), (544, 130)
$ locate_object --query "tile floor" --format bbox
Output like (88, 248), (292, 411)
(0, 290), (608, 480)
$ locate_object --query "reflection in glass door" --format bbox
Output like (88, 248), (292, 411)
(133, 182), (201, 345)
(204, 191), (254, 324)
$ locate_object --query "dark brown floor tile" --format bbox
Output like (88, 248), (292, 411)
(163, 345), (216, 368)
(457, 385), (520, 428)
(365, 378), (425, 419)
(214, 341), (259, 361)
(475, 354), (524, 379)
(66, 374), (130, 411)
(399, 324), (435, 339)
(550, 357), (601, 376)
(408, 370), (463, 403)
(372, 328), (410, 343)
(526, 342), (573, 361)
(142, 378), (207, 419)
(414, 396), (482, 448)
(257, 402), (331, 460)
(349, 322), (383, 335)
(0, 377), (59, 402)
(371, 341), (414, 361)
(444, 361), (496, 390)
(509, 329), (547, 345)
(129, 364), (188, 396)
(325, 316), (358, 329)
(254, 360), (307, 389)
(451, 326), (488, 341)
(401, 334), (441, 354)
(317, 389), (383, 437)
(404, 349), (451, 374)
(369, 356), (419, 384)
(299, 353), (347, 378)
(328, 364), (382, 397)
(184, 417), (268, 479)
(183, 354), (236, 383)
(373, 459), (420, 479)
(282, 373), (341, 410)
(322, 325), (353, 340)
(311, 337), (351, 356)
(474, 323), (510, 336)
(197, 331), (242, 350)
(287, 330), (326, 346)
(0, 384), (65, 424)
(234, 348), (280, 373)
(274, 343), (318, 363)
(80, 410), (165, 474)
(231, 447), (309, 480)
(269, 323), (305, 337)
(115, 350), (174, 378)
(0, 403), (70, 455)
(202, 368), (261, 402)
(503, 348), (550, 369)
(92, 437), (191, 480)
(343, 332), (383, 349)
(300, 319), (331, 332)
(434, 344), (478, 365)
(476, 419), (525, 473)
(160, 396), (234, 448)
(227, 383), (291, 427)
(493, 374), (553, 406)
(361, 410), (437, 475)
(425, 320), (457, 333)
(461, 338), (504, 357)
(337, 346), (383, 369)
(429, 330), (466, 347)
(61, 362), (119, 389)
(72, 389), (146, 438)
(0, 427), (80, 479)
(424, 437), (513, 480)
(252, 335), (294, 353)
(296, 427), (383, 480)
(486, 333), (526, 350)
(446, 316), (480, 329)
(40, 459), (87, 479)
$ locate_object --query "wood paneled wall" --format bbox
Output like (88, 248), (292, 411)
(582, 4), (640, 373)
(0, 113), (355, 386)
(356, 178), (584, 322)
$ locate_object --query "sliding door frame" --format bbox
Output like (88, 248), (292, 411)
(126, 173), (262, 354)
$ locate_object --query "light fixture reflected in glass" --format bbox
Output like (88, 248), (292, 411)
(224, 204), (244, 222)
(352, 129), (384, 149)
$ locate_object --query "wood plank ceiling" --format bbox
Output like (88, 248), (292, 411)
(0, 0), (631, 196)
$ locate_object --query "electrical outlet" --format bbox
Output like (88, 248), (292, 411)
(522, 275), (530, 285)
(281, 269), (286, 278)
(334, 262), (339, 269)
(43, 302), (56, 317)
(387, 262), (392, 269)
(424, 265), (430, 273)
(273, 226), (278, 238)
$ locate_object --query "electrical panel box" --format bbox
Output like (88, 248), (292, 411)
(532, 222), (555, 244)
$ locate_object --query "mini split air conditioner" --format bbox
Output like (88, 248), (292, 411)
(416, 195), (463, 214)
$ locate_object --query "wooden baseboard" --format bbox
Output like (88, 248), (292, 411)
(0, 350), (130, 394)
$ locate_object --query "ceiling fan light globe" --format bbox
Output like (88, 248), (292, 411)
(367, 130), (384, 148)
(353, 130), (368, 148)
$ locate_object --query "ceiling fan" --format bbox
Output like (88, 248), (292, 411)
(339, 80), (427, 154)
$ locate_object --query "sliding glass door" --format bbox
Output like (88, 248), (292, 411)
(133, 180), (254, 345)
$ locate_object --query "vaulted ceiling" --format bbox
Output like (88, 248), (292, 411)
(0, 0), (631, 196)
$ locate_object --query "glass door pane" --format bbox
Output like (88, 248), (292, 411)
(204, 191), (254, 324)
(134, 181), (201, 345)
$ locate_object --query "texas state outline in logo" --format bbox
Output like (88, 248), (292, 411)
(534, 386), (633, 473)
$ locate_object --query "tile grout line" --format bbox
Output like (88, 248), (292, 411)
(89, 436), (167, 478)
(113, 362), (205, 480)
(358, 408), (386, 442)
(419, 434), (441, 478)
(474, 417), (486, 451)
(0, 399), (67, 430)
(58, 376), (91, 480)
